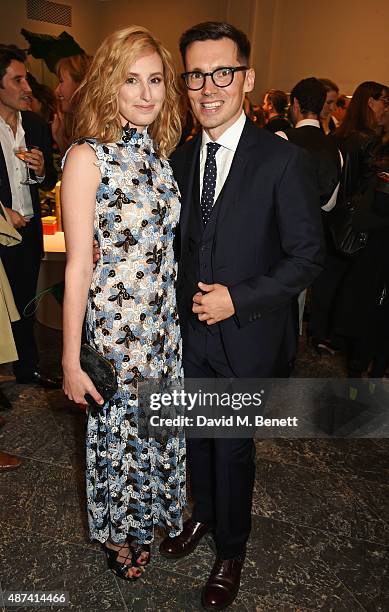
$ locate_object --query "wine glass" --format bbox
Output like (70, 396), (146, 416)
(14, 145), (39, 185)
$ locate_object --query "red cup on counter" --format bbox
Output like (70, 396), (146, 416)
(42, 215), (57, 235)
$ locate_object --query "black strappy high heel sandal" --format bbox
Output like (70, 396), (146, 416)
(131, 542), (151, 567)
(102, 542), (142, 581)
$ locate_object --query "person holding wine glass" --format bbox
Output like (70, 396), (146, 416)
(14, 144), (43, 186)
(0, 44), (59, 390)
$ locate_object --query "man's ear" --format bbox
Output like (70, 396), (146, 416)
(292, 98), (300, 114)
(244, 68), (255, 94)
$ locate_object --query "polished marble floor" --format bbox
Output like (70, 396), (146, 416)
(0, 324), (388, 611)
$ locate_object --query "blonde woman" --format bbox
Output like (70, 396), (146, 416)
(53, 53), (92, 154)
(61, 26), (185, 580)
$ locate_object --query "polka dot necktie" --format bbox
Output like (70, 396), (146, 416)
(201, 142), (221, 225)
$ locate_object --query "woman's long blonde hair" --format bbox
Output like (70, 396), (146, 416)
(74, 26), (181, 158)
(56, 54), (93, 89)
(56, 54), (92, 150)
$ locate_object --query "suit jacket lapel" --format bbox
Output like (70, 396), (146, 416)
(178, 119), (261, 240)
(211, 119), (255, 229)
(178, 133), (201, 243)
(21, 112), (34, 148)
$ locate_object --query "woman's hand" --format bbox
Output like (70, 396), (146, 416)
(63, 365), (104, 406)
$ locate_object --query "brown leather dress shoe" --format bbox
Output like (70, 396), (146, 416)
(201, 552), (245, 610)
(0, 451), (22, 471)
(159, 519), (211, 559)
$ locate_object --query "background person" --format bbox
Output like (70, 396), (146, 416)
(332, 82), (389, 392)
(332, 93), (350, 128)
(262, 88), (290, 132)
(0, 199), (23, 470)
(319, 77), (339, 134)
(275, 77), (342, 342)
(52, 53), (92, 155)
(0, 45), (58, 388)
(26, 72), (57, 125)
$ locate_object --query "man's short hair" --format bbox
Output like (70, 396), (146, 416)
(179, 21), (251, 66)
(265, 89), (288, 115)
(0, 45), (26, 85)
(318, 78), (339, 94)
(290, 77), (327, 117)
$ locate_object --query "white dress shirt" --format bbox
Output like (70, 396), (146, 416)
(0, 112), (34, 218)
(200, 111), (246, 204)
(275, 118), (342, 211)
(275, 117), (321, 139)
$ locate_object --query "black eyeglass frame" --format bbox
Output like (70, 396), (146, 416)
(181, 66), (248, 90)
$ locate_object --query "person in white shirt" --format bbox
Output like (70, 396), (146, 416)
(276, 77), (342, 340)
(158, 22), (325, 610)
(0, 45), (58, 388)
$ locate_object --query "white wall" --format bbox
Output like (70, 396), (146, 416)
(1, 0), (388, 101)
(268, 0), (389, 96)
(0, 0), (99, 52)
(97, 0), (227, 69)
(0, 0), (99, 87)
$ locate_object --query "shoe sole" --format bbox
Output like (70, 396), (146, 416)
(0, 464), (22, 471)
(201, 594), (236, 611)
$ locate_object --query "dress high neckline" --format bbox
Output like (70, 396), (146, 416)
(122, 122), (150, 144)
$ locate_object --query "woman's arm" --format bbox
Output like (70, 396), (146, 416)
(61, 143), (103, 406)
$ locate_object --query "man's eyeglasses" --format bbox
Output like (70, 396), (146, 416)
(181, 66), (248, 91)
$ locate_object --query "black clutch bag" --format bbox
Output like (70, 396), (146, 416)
(80, 344), (118, 412)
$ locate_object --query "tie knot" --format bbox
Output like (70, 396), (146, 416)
(206, 142), (221, 157)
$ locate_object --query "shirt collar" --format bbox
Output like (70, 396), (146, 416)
(201, 111), (246, 152)
(0, 111), (24, 141)
(295, 118), (320, 129)
(0, 111), (22, 129)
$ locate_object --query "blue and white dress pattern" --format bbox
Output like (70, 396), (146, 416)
(74, 126), (185, 545)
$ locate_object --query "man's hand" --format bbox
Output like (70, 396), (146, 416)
(192, 282), (235, 325)
(4, 207), (28, 228)
(25, 147), (44, 177)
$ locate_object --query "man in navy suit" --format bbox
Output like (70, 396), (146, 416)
(0, 45), (58, 389)
(159, 22), (325, 610)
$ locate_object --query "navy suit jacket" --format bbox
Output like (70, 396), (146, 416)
(0, 111), (57, 252)
(171, 118), (325, 376)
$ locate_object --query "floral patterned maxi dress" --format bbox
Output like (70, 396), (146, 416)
(78, 128), (185, 545)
